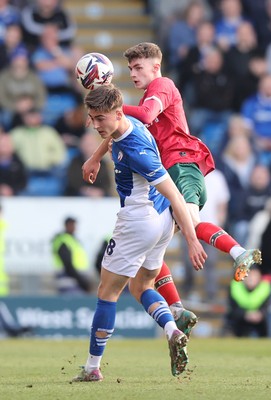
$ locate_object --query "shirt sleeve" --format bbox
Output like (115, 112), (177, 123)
(123, 99), (162, 125)
(128, 145), (168, 184)
(123, 78), (176, 126)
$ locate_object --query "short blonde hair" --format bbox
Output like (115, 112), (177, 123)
(123, 42), (162, 63)
(84, 84), (123, 113)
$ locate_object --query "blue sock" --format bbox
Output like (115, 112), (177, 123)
(140, 288), (174, 328)
(90, 298), (116, 356)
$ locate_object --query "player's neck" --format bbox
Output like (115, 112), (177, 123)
(112, 117), (130, 139)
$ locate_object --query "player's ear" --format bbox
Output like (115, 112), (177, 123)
(116, 110), (122, 120)
(153, 63), (160, 73)
(85, 115), (91, 127)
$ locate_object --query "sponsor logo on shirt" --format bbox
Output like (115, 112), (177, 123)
(146, 165), (163, 177)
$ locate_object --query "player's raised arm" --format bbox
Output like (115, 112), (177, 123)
(82, 137), (111, 183)
(123, 98), (161, 125)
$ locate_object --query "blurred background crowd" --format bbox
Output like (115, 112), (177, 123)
(0, 0), (271, 336)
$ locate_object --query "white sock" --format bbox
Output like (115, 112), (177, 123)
(164, 321), (178, 340)
(85, 354), (102, 372)
(229, 246), (246, 260)
(169, 302), (184, 321)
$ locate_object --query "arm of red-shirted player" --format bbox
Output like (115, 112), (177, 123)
(123, 97), (162, 125)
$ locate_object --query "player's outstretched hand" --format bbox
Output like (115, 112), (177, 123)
(188, 239), (207, 271)
(82, 157), (101, 184)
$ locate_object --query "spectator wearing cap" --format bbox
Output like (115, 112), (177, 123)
(51, 216), (93, 294)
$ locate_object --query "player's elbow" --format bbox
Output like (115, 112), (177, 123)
(140, 114), (154, 125)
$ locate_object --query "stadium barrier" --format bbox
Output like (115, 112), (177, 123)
(2, 294), (157, 338)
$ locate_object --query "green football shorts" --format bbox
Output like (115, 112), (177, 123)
(167, 163), (207, 210)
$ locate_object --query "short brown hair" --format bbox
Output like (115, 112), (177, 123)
(84, 84), (123, 113)
(123, 42), (162, 63)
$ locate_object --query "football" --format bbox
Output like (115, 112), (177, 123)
(75, 52), (114, 90)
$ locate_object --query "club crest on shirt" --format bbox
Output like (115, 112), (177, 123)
(117, 151), (123, 161)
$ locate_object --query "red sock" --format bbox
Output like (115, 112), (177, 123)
(196, 222), (239, 253)
(155, 261), (181, 306)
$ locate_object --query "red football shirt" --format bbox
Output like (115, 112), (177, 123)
(123, 77), (215, 176)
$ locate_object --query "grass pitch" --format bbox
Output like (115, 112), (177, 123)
(0, 337), (270, 400)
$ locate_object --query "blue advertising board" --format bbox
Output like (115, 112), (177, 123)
(2, 294), (157, 338)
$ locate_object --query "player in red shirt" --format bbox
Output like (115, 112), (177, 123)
(82, 43), (261, 339)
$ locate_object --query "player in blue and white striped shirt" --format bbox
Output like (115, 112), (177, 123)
(72, 84), (206, 382)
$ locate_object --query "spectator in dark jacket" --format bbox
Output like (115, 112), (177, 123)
(187, 46), (235, 155)
(65, 132), (113, 197)
(0, 130), (27, 195)
(224, 21), (266, 111)
(21, 0), (76, 51)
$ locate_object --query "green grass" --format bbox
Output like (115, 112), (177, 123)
(0, 338), (270, 400)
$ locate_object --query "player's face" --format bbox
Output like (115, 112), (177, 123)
(87, 110), (120, 138)
(128, 58), (159, 89)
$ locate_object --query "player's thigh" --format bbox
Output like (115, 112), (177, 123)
(102, 214), (169, 278)
(131, 208), (174, 301)
(143, 208), (174, 270)
(168, 163), (207, 209)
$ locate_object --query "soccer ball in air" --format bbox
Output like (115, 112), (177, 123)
(75, 52), (114, 90)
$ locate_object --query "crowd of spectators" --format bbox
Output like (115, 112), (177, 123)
(0, 0), (113, 198)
